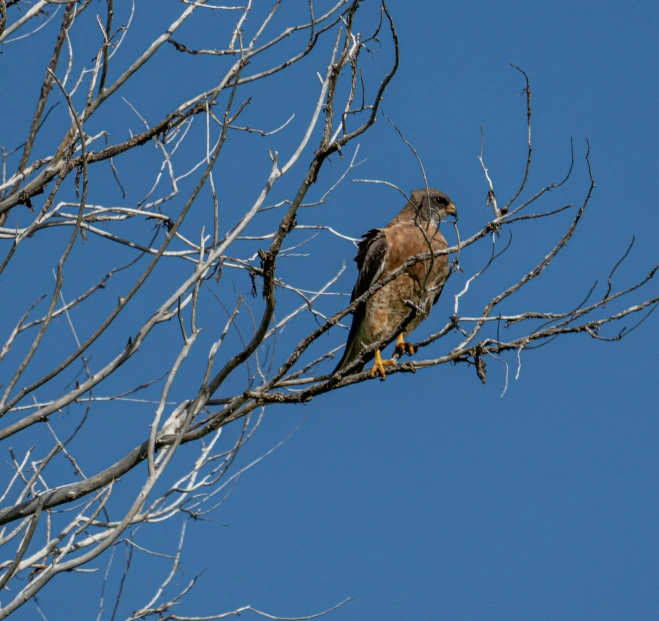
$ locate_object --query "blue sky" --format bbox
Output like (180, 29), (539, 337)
(1, 1), (658, 620)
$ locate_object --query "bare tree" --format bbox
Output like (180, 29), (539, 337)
(0, 1), (656, 620)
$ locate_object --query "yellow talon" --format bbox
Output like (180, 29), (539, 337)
(371, 336), (418, 381)
(393, 333), (416, 358)
(370, 349), (395, 381)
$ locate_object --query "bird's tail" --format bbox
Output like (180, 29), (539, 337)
(333, 337), (373, 375)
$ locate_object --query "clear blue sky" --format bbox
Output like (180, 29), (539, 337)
(1, 1), (658, 620)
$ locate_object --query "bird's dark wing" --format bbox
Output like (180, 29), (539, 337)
(333, 228), (388, 372)
(353, 228), (388, 302)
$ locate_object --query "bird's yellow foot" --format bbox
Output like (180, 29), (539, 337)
(370, 349), (396, 381)
(393, 333), (416, 358)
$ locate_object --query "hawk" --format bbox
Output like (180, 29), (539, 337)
(334, 188), (457, 380)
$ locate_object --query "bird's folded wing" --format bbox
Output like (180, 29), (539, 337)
(353, 227), (388, 302)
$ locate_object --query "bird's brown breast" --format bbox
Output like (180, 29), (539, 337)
(383, 220), (448, 285)
(362, 220), (449, 342)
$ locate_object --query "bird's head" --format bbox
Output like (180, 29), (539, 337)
(410, 188), (457, 224)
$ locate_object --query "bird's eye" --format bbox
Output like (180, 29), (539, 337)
(434, 196), (445, 205)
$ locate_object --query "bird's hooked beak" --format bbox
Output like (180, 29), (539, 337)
(446, 202), (458, 222)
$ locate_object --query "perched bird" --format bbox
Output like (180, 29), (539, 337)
(334, 188), (457, 380)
